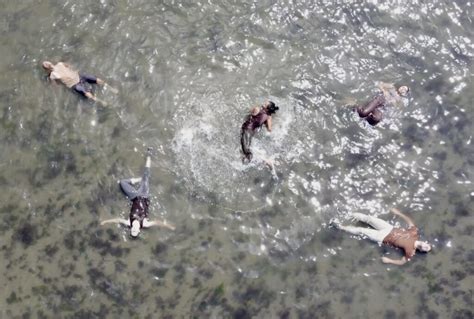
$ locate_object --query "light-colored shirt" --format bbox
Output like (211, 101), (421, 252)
(49, 62), (80, 88)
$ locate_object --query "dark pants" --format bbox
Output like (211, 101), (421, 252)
(120, 167), (150, 200)
(72, 73), (98, 97)
(356, 95), (385, 126)
(241, 129), (254, 162)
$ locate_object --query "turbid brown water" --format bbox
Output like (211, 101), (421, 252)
(0, 1), (472, 318)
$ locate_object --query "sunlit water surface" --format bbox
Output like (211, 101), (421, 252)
(0, 1), (472, 318)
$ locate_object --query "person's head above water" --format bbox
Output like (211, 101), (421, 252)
(415, 240), (431, 252)
(397, 85), (410, 97)
(130, 220), (141, 237)
(42, 61), (54, 71)
(263, 100), (279, 115)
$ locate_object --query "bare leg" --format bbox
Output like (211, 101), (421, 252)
(241, 130), (253, 163)
(85, 91), (96, 101)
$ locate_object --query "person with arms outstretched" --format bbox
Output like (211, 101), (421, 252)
(101, 148), (175, 238)
(334, 208), (431, 265)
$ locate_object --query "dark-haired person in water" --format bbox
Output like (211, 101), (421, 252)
(355, 82), (409, 125)
(333, 208), (431, 266)
(101, 148), (175, 238)
(241, 100), (279, 164)
(42, 60), (116, 103)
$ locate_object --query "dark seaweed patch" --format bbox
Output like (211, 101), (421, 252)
(172, 263), (186, 282)
(298, 300), (332, 319)
(115, 260), (127, 272)
(87, 268), (126, 304)
(235, 283), (276, 309)
(453, 203), (469, 217)
(36, 310), (48, 319)
(106, 228), (120, 242)
(64, 230), (86, 252)
(152, 242), (168, 256)
(43, 244), (59, 258)
(198, 267), (214, 280)
(424, 77), (446, 94)
(432, 151), (447, 161)
(14, 223), (38, 247)
(403, 124), (429, 147)
(278, 309), (290, 319)
(384, 309), (397, 319)
(71, 304), (110, 319)
(150, 267), (168, 278)
(89, 236), (129, 257)
(344, 152), (369, 169)
(6, 291), (19, 304)
(453, 309), (473, 319)
(233, 308), (251, 319)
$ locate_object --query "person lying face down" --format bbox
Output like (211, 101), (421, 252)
(240, 100), (279, 163)
(333, 208), (431, 266)
(42, 60), (108, 102)
(356, 83), (409, 126)
(100, 148), (175, 238)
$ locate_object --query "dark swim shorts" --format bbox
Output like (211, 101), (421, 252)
(72, 73), (97, 97)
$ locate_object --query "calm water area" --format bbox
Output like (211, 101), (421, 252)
(0, 0), (473, 318)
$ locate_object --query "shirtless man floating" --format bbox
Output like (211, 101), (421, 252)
(42, 60), (115, 103)
(334, 208), (431, 265)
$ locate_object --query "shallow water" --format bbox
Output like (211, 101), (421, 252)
(0, 0), (473, 318)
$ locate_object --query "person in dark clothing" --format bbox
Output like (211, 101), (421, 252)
(241, 100), (279, 163)
(101, 148), (175, 237)
(356, 83), (409, 126)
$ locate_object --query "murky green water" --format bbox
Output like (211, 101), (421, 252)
(0, 0), (472, 318)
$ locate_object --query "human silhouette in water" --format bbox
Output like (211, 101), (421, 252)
(240, 100), (279, 164)
(42, 60), (116, 104)
(101, 148), (175, 238)
(333, 208), (431, 266)
(355, 82), (409, 125)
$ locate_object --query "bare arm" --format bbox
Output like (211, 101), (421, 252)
(84, 91), (97, 101)
(265, 116), (272, 132)
(49, 78), (60, 86)
(377, 82), (395, 93)
(381, 256), (407, 266)
(100, 218), (129, 227)
(48, 72), (60, 85)
(142, 219), (176, 231)
(390, 208), (415, 227)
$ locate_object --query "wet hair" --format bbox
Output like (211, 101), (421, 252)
(417, 241), (431, 252)
(366, 109), (382, 126)
(266, 101), (279, 115)
(397, 86), (410, 97)
(42, 61), (53, 70)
